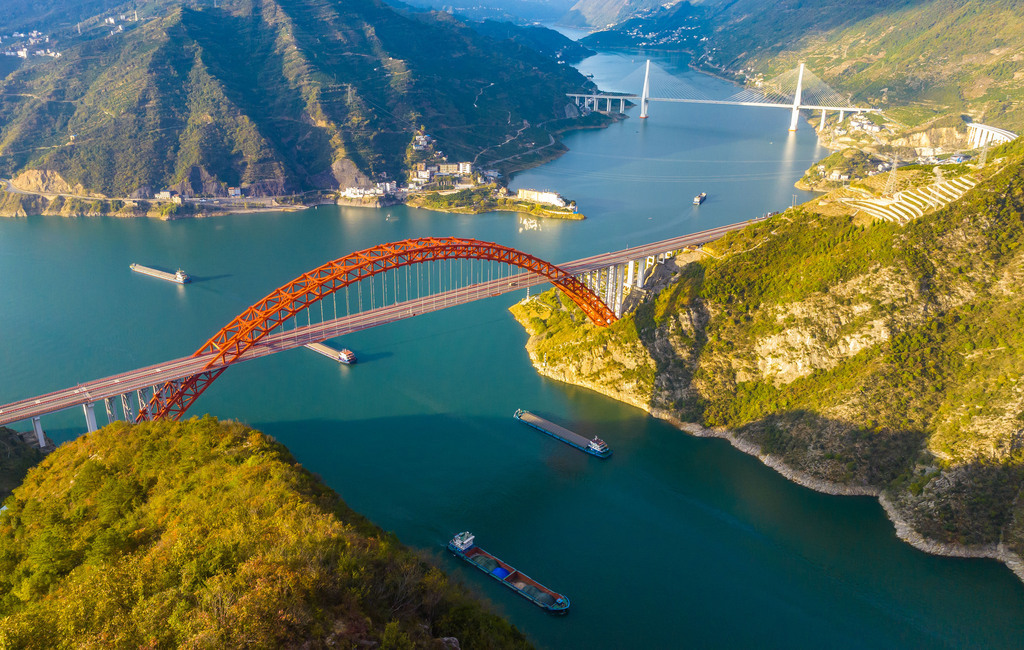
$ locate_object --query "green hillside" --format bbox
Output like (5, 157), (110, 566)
(512, 138), (1024, 573)
(560, 0), (674, 30)
(582, 0), (1024, 131)
(0, 427), (43, 503)
(0, 0), (594, 197)
(0, 416), (530, 648)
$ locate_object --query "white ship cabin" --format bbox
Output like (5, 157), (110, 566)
(588, 437), (609, 453)
(451, 532), (475, 551)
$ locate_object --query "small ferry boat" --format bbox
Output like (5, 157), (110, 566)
(693, 192), (707, 205)
(447, 532), (570, 614)
(514, 409), (612, 458)
(130, 263), (191, 284)
(338, 348), (357, 364)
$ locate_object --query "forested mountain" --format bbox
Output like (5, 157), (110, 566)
(0, 0), (593, 197)
(580, 0), (1024, 130)
(512, 137), (1024, 579)
(0, 417), (531, 647)
(0, 427), (42, 503)
(559, 0), (679, 30)
(469, 20), (594, 64)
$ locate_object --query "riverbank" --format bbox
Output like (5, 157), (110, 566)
(0, 110), (629, 220)
(521, 345), (1024, 584)
(508, 146), (1024, 586)
(406, 187), (584, 219)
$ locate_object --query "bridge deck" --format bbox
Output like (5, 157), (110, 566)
(0, 220), (757, 427)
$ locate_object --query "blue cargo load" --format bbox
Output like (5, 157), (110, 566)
(491, 566), (511, 579)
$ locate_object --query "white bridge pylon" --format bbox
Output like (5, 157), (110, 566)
(569, 60), (880, 131)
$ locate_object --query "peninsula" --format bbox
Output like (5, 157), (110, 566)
(511, 136), (1024, 583)
(0, 416), (531, 647)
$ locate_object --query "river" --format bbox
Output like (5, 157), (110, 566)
(1, 50), (1023, 648)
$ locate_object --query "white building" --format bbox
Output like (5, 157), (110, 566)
(516, 189), (566, 208)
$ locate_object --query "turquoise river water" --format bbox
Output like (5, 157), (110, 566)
(2, 51), (1023, 648)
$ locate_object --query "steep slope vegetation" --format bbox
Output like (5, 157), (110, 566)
(560, 0), (679, 30)
(511, 140), (1024, 579)
(0, 427), (43, 503)
(0, 416), (530, 647)
(0, 0), (593, 197)
(582, 0), (1024, 130)
(709, 0), (1024, 130)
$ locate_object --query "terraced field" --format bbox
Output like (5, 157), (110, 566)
(841, 176), (978, 224)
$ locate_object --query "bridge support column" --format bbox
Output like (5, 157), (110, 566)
(104, 397), (119, 424)
(82, 402), (98, 433)
(788, 62), (805, 132)
(604, 265), (616, 308)
(31, 416), (45, 448)
(625, 260), (635, 289)
(636, 260), (645, 288)
(820, 109), (826, 130)
(614, 265), (625, 317)
(620, 98), (625, 113)
(136, 387), (152, 420)
(838, 110), (845, 123)
(639, 60), (650, 119)
(121, 393), (135, 421)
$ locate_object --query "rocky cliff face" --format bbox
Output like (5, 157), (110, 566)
(511, 148), (1024, 582)
(11, 170), (100, 197)
(891, 126), (970, 156)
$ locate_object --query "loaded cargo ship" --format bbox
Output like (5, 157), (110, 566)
(447, 532), (570, 614)
(305, 342), (357, 364)
(130, 263), (191, 284)
(514, 409), (611, 458)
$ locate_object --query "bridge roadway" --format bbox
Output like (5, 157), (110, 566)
(0, 220), (753, 427)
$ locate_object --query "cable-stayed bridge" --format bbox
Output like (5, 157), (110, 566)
(568, 61), (879, 131)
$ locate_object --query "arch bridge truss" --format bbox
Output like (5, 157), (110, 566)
(3, 224), (745, 436)
(138, 237), (616, 421)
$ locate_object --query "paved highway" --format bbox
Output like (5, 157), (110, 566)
(0, 220), (755, 427)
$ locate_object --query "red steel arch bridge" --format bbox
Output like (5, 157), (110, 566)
(0, 222), (755, 441)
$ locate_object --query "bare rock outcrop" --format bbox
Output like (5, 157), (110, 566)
(11, 170), (101, 197)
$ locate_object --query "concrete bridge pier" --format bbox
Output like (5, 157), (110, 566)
(82, 401), (98, 432)
(604, 265), (615, 309)
(614, 264), (625, 317)
(639, 59), (651, 119)
(121, 393), (135, 421)
(104, 397), (120, 424)
(788, 62), (805, 132)
(31, 416), (46, 448)
(838, 110), (845, 123)
(136, 387), (152, 420)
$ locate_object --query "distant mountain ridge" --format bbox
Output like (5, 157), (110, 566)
(560, 0), (682, 30)
(579, 0), (1024, 130)
(0, 0), (593, 197)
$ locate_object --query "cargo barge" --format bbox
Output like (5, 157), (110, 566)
(130, 263), (191, 284)
(447, 532), (570, 614)
(513, 409), (611, 458)
(305, 342), (357, 364)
